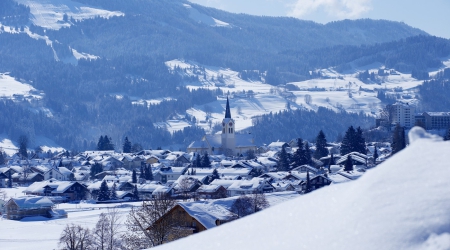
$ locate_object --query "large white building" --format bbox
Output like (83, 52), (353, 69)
(390, 103), (415, 128)
(187, 98), (257, 156)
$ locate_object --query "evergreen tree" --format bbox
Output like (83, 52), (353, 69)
(344, 155), (353, 172)
(328, 153), (335, 166)
(139, 165), (145, 180)
(97, 135), (114, 151)
(123, 137), (132, 153)
(277, 145), (290, 171)
(110, 183), (118, 200)
(8, 171), (12, 188)
(132, 169), (137, 184)
(292, 138), (306, 167)
(98, 180), (110, 201)
(211, 168), (220, 181)
(201, 152), (211, 169)
(145, 165), (153, 181)
(373, 147), (379, 163)
(195, 154), (201, 168)
(0, 151), (5, 165)
(392, 124), (406, 155)
(97, 135), (104, 151)
(444, 127), (450, 141)
(133, 185), (139, 201)
(340, 126), (356, 155)
(314, 130), (329, 159)
(90, 163), (103, 179)
(355, 127), (367, 154)
(305, 171), (311, 193)
(304, 142), (312, 165)
(18, 135), (28, 159)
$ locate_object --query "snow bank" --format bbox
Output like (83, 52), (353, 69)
(156, 130), (450, 250)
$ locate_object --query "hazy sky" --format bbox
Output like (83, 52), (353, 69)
(188, 0), (450, 39)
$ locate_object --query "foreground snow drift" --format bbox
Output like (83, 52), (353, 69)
(156, 128), (450, 250)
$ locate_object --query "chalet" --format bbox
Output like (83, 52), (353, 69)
(336, 152), (368, 166)
(196, 184), (228, 199)
(44, 167), (66, 181)
(300, 175), (332, 192)
(120, 155), (143, 169)
(14, 172), (44, 185)
(173, 176), (203, 198)
(25, 180), (89, 202)
(292, 165), (319, 174)
(137, 182), (173, 200)
(5, 196), (54, 220)
(220, 178), (275, 197)
(144, 155), (160, 165)
(273, 182), (296, 192)
(153, 165), (188, 184)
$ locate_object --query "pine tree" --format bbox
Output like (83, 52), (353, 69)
(0, 151), (5, 165)
(110, 183), (118, 200)
(132, 169), (137, 184)
(292, 138), (306, 167)
(340, 126), (356, 155)
(97, 136), (104, 151)
(344, 155), (353, 172)
(145, 165), (153, 181)
(211, 168), (220, 181)
(314, 130), (329, 159)
(139, 165), (145, 180)
(355, 127), (366, 154)
(201, 152), (211, 169)
(90, 163), (103, 180)
(305, 171), (311, 193)
(123, 137), (132, 153)
(18, 135), (28, 159)
(304, 142), (312, 165)
(98, 180), (110, 201)
(133, 185), (139, 201)
(373, 147), (379, 163)
(195, 154), (201, 168)
(277, 145), (290, 171)
(392, 124), (406, 155)
(444, 127), (450, 141)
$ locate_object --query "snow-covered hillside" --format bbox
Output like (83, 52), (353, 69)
(183, 3), (231, 28)
(0, 73), (42, 100)
(155, 128), (450, 250)
(14, 0), (124, 30)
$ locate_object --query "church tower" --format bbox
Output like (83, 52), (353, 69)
(221, 97), (236, 154)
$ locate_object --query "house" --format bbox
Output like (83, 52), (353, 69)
(153, 165), (188, 184)
(173, 176), (203, 198)
(300, 175), (332, 192)
(336, 152), (368, 166)
(25, 180), (89, 202)
(292, 165), (319, 174)
(196, 185), (228, 199)
(5, 196), (54, 220)
(44, 167), (66, 181)
(137, 182), (173, 200)
(217, 178), (275, 197)
(14, 172), (44, 185)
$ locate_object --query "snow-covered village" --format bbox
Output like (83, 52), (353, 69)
(1, 0), (450, 249)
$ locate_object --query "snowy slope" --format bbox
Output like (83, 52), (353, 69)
(14, 0), (124, 30)
(183, 4), (231, 28)
(156, 128), (450, 250)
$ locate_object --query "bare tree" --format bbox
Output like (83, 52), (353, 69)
(93, 208), (122, 250)
(230, 195), (253, 218)
(59, 224), (93, 250)
(250, 191), (269, 213)
(177, 177), (191, 201)
(0, 189), (8, 201)
(93, 213), (110, 250)
(122, 193), (184, 249)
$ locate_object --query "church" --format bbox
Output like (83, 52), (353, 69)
(187, 98), (257, 156)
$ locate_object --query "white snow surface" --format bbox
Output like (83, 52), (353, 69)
(14, 0), (124, 30)
(156, 130), (450, 250)
(183, 4), (231, 27)
(0, 73), (42, 99)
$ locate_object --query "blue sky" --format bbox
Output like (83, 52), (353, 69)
(189, 0), (450, 39)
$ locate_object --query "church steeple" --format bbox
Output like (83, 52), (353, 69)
(225, 96), (231, 119)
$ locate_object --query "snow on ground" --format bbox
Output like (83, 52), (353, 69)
(14, 0), (124, 30)
(154, 120), (193, 134)
(0, 134), (64, 156)
(0, 73), (43, 100)
(183, 3), (231, 28)
(0, 136), (19, 156)
(156, 128), (450, 250)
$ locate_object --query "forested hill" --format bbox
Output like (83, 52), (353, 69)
(0, 0), (447, 152)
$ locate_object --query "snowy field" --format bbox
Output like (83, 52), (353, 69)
(0, 73), (42, 100)
(156, 128), (450, 250)
(0, 134), (64, 156)
(14, 0), (124, 30)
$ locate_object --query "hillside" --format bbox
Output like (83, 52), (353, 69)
(155, 128), (450, 250)
(0, 0), (448, 151)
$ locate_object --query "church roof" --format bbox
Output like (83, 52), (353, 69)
(225, 97), (231, 119)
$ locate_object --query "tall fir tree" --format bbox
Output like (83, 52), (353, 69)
(355, 127), (367, 154)
(144, 165), (153, 181)
(110, 183), (118, 200)
(344, 155), (353, 172)
(123, 137), (132, 153)
(139, 165), (145, 180)
(97, 135), (104, 151)
(277, 145), (290, 171)
(98, 180), (110, 201)
(132, 169), (137, 184)
(340, 126), (356, 155)
(292, 138), (306, 167)
(133, 185), (139, 201)
(211, 168), (220, 181)
(195, 154), (201, 168)
(314, 130), (329, 159)
(304, 142), (312, 165)
(90, 163), (103, 179)
(305, 171), (311, 193)
(373, 147), (379, 163)
(18, 135), (28, 159)
(201, 152), (212, 169)
(444, 127), (450, 141)
(392, 124), (406, 155)
(0, 151), (5, 165)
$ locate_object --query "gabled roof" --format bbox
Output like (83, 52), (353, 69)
(8, 196), (53, 209)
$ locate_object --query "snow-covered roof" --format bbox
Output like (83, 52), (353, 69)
(9, 196), (53, 209)
(25, 180), (81, 194)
